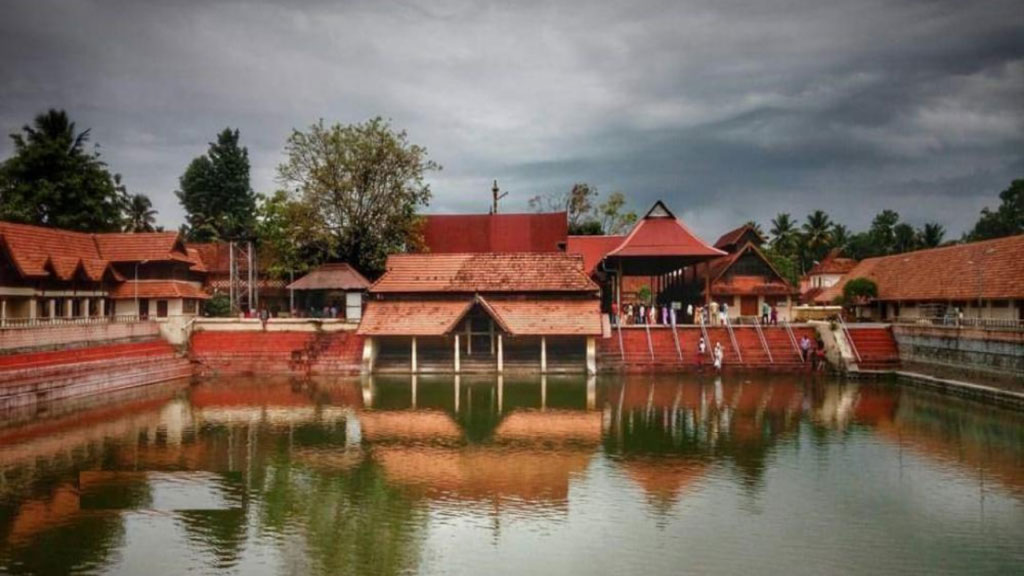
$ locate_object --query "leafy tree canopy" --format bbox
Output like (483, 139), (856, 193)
(0, 109), (126, 231)
(277, 117), (438, 275)
(841, 277), (878, 305)
(176, 128), (257, 242)
(529, 184), (636, 235)
(967, 179), (1023, 241)
(124, 193), (158, 232)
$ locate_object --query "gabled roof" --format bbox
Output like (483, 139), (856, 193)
(0, 221), (196, 282)
(421, 212), (568, 253)
(714, 224), (765, 252)
(605, 201), (725, 259)
(110, 280), (211, 300)
(700, 242), (797, 296)
(816, 234), (1024, 303)
(357, 299), (474, 336)
(370, 253), (599, 294)
(286, 263), (372, 291)
(806, 249), (857, 276)
(565, 235), (626, 275)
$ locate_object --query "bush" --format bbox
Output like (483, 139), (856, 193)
(204, 293), (232, 317)
(637, 285), (652, 305)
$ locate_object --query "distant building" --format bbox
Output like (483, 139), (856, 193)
(286, 263), (371, 320)
(357, 252), (602, 373)
(800, 249), (857, 302)
(0, 221), (207, 324)
(699, 241), (798, 319)
(420, 212), (568, 253)
(713, 223), (766, 254)
(187, 241), (288, 312)
(815, 235), (1024, 322)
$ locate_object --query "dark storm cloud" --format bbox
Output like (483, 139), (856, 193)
(1, 0), (1021, 238)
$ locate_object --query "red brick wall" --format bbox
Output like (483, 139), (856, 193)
(190, 330), (364, 375)
(0, 322), (161, 354)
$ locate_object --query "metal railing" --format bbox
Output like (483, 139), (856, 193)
(698, 316), (712, 357)
(670, 317), (683, 362)
(782, 320), (801, 359)
(723, 316), (743, 363)
(0, 314), (145, 329)
(644, 320), (654, 361)
(616, 316), (625, 361)
(753, 317), (773, 364)
(837, 315), (862, 364)
(893, 317), (1024, 331)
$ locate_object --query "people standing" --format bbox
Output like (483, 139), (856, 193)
(687, 303), (694, 324)
(713, 342), (724, 373)
(610, 301), (619, 327)
(770, 304), (778, 326)
(800, 335), (811, 363)
(639, 303), (646, 325)
(662, 304), (669, 326)
(709, 301), (720, 326)
(720, 301), (729, 324)
(761, 301), (770, 325)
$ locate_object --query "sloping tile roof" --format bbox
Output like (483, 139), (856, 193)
(485, 298), (603, 336)
(816, 234), (1024, 303)
(807, 249), (857, 276)
(286, 263), (371, 291)
(714, 224), (765, 251)
(0, 221), (195, 281)
(357, 299), (473, 336)
(606, 201), (725, 259)
(94, 232), (190, 263)
(421, 212), (567, 253)
(110, 280), (211, 300)
(699, 242), (797, 296)
(565, 235), (626, 275)
(370, 253), (599, 294)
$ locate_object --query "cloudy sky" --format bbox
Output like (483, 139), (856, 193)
(1, 0), (1022, 238)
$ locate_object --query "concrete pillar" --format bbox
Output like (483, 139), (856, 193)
(99, 298), (106, 317)
(465, 321), (472, 356)
(411, 337), (418, 373)
(48, 299), (56, 320)
(540, 336), (547, 373)
(65, 299), (73, 319)
(83, 298), (90, 318)
(489, 320), (495, 355)
(29, 297), (37, 320)
(586, 336), (597, 374)
(1, 298), (6, 328)
(454, 334), (461, 373)
(361, 337), (378, 374)
(586, 374), (596, 411)
(497, 333), (504, 373)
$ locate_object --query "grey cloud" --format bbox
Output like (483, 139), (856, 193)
(0, 0), (1021, 238)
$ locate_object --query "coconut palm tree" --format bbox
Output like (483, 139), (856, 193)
(801, 210), (834, 269)
(124, 193), (157, 232)
(830, 223), (851, 253)
(770, 213), (798, 256)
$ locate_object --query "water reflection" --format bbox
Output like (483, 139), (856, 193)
(1, 374), (1022, 575)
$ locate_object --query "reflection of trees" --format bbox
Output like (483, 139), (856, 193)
(257, 455), (427, 576)
(176, 472), (249, 571)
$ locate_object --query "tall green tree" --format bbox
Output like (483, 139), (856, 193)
(769, 213), (798, 257)
(0, 109), (125, 231)
(967, 179), (1023, 241)
(893, 222), (918, 253)
(918, 222), (945, 248)
(598, 191), (638, 235)
(831, 223), (851, 253)
(277, 117), (439, 274)
(176, 128), (257, 242)
(124, 193), (158, 232)
(255, 190), (333, 278)
(800, 209), (834, 269)
(529, 184), (636, 235)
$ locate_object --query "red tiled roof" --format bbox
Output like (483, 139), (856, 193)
(186, 248), (207, 272)
(0, 221), (194, 281)
(370, 253), (599, 294)
(816, 235), (1024, 303)
(421, 212), (568, 253)
(485, 298), (602, 336)
(110, 280), (211, 300)
(806, 249), (857, 276)
(700, 243), (796, 296)
(565, 235), (626, 275)
(357, 299), (473, 336)
(94, 232), (190, 263)
(714, 224), (765, 251)
(606, 201), (725, 259)
(286, 263), (371, 291)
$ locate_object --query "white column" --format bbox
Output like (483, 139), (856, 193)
(99, 298), (106, 317)
(411, 337), (418, 373)
(83, 298), (90, 318)
(361, 337), (377, 374)
(586, 336), (597, 374)
(454, 334), (461, 373)
(29, 297), (37, 320)
(465, 321), (472, 356)
(1, 298), (6, 328)
(411, 375), (418, 409)
(65, 299), (73, 319)
(489, 320), (495, 355)
(48, 299), (56, 320)
(497, 333), (504, 373)
(540, 336), (547, 373)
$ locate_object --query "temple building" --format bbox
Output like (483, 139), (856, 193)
(815, 234), (1024, 322)
(0, 221), (208, 324)
(800, 249), (858, 303)
(187, 241), (289, 313)
(698, 236), (798, 320)
(286, 262), (371, 320)
(357, 253), (602, 373)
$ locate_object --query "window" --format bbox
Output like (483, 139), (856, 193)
(156, 300), (168, 318)
(183, 299), (197, 314)
(991, 300), (1009, 308)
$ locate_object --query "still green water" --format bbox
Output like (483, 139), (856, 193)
(1, 374), (1021, 575)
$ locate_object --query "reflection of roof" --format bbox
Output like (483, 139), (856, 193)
(817, 234), (1024, 303)
(374, 445), (591, 504)
(625, 458), (707, 503)
(110, 280), (211, 300)
(359, 410), (462, 440)
(286, 263), (371, 291)
(606, 201), (725, 259)
(422, 212), (568, 253)
(358, 297), (603, 336)
(494, 410), (602, 443)
(370, 253), (599, 293)
(565, 235), (626, 274)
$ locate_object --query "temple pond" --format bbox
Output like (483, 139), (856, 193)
(1, 374), (1022, 575)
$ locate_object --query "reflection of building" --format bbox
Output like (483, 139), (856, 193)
(0, 221), (208, 322)
(815, 234), (1024, 321)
